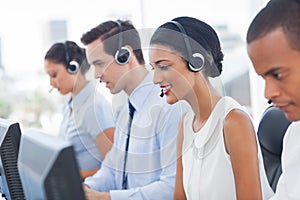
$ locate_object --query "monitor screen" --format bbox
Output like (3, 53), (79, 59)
(18, 128), (86, 200)
(0, 118), (25, 200)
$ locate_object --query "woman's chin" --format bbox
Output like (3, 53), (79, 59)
(166, 96), (179, 105)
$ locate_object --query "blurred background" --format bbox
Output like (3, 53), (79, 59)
(0, 0), (269, 135)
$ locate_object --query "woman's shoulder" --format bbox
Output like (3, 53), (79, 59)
(220, 96), (251, 122)
(221, 96), (254, 138)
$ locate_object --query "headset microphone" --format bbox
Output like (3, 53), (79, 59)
(49, 87), (55, 93)
(114, 20), (131, 65)
(169, 20), (204, 73)
(63, 42), (80, 74)
(160, 89), (164, 98)
(268, 99), (272, 104)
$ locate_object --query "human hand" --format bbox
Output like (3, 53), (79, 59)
(83, 185), (111, 200)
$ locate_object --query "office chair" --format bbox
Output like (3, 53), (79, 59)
(257, 106), (291, 192)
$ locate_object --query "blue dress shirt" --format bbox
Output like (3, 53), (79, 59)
(59, 81), (115, 170)
(84, 72), (190, 200)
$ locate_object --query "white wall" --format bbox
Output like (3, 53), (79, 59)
(0, 0), (270, 131)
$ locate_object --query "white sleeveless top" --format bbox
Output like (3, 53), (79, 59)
(182, 96), (274, 200)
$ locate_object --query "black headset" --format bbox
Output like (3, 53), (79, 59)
(114, 20), (131, 65)
(169, 20), (204, 72)
(62, 42), (80, 74)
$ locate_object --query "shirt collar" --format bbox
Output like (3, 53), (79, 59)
(128, 71), (156, 113)
(71, 81), (93, 109)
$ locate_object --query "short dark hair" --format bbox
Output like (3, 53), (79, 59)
(81, 20), (145, 65)
(44, 41), (90, 74)
(247, 0), (300, 51)
(150, 16), (223, 78)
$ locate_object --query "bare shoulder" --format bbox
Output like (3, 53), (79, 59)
(223, 108), (256, 152)
(224, 108), (253, 131)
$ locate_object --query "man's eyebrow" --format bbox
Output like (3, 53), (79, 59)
(263, 67), (282, 76)
(91, 59), (103, 65)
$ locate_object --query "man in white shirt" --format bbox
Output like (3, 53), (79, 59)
(246, 0), (300, 199)
(80, 19), (189, 200)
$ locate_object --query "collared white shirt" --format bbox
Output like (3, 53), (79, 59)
(84, 72), (190, 200)
(269, 121), (300, 200)
(59, 81), (115, 170)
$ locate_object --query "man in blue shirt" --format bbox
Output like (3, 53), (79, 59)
(80, 20), (190, 200)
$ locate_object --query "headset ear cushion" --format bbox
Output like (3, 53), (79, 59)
(188, 53), (204, 72)
(115, 46), (131, 65)
(67, 61), (80, 74)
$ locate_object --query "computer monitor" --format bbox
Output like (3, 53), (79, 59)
(0, 118), (25, 200)
(18, 128), (86, 200)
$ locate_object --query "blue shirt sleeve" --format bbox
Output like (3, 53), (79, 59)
(86, 92), (115, 138)
(83, 149), (117, 191)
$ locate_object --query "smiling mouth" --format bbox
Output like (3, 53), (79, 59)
(161, 85), (171, 95)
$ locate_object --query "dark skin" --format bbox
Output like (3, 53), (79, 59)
(248, 28), (300, 122)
